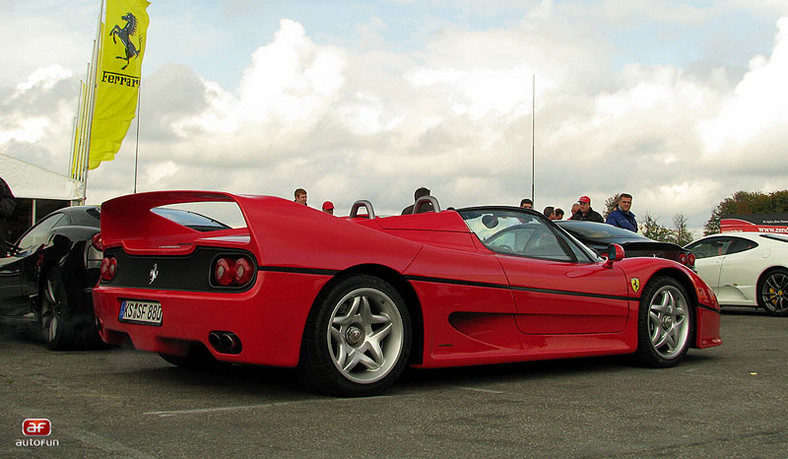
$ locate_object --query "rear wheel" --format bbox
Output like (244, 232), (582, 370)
(40, 268), (98, 350)
(298, 275), (411, 397)
(634, 276), (692, 367)
(757, 268), (788, 317)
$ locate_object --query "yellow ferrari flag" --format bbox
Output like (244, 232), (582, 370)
(89, 0), (151, 170)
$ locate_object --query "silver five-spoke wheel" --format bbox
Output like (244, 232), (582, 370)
(328, 287), (405, 384)
(635, 276), (693, 367)
(299, 275), (411, 397)
(647, 284), (690, 360)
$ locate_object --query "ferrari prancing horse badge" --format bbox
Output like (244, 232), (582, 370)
(630, 278), (640, 293)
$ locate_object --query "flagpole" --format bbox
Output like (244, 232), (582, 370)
(78, 0), (106, 204)
(531, 74), (535, 203)
(134, 90), (141, 193)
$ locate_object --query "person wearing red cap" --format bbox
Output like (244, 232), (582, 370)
(569, 195), (604, 222)
(321, 201), (335, 215)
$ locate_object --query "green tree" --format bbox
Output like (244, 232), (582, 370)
(704, 190), (788, 235)
(671, 213), (694, 246)
(641, 212), (672, 242)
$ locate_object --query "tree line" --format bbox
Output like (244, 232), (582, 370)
(602, 190), (788, 246)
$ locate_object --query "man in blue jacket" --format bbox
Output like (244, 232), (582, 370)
(606, 193), (637, 232)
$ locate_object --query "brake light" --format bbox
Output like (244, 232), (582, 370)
(687, 253), (696, 268)
(213, 255), (254, 287)
(100, 256), (117, 281)
(214, 258), (235, 286)
(679, 253), (688, 266)
(234, 257), (253, 285)
(92, 232), (104, 251)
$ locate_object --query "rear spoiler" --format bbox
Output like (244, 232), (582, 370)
(101, 190), (261, 255)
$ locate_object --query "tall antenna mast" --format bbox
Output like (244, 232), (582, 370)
(531, 74), (535, 203)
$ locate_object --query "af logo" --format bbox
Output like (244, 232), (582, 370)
(630, 277), (640, 293)
(109, 12), (142, 70)
(149, 263), (158, 285)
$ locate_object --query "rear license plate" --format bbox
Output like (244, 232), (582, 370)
(119, 299), (163, 326)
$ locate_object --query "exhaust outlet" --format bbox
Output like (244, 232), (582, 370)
(208, 331), (242, 354)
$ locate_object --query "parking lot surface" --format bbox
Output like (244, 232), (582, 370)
(1, 308), (785, 458)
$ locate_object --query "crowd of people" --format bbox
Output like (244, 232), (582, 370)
(522, 193), (637, 232)
(293, 185), (639, 234)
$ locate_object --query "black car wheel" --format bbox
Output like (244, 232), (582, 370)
(40, 268), (99, 350)
(40, 269), (66, 349)
(757, 268), (788, 317)
(298, 275), (412, 397)
(634, 276), (692, 367)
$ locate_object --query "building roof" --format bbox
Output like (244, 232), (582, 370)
(1, 153), (82, 201)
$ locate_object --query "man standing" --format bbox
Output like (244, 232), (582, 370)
(569, 196), (604, 222)
(520, 198), (533, 209)
(606, 193), (637, 232)
(294, 188), (308, 206)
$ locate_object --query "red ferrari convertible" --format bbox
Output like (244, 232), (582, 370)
(92, 191), (721, 396)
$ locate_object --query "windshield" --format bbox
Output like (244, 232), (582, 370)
(152, 208), (231, 232)
(459, 208), (596, 262)
(760, 233), (788, 243)
(556, 221), (649, 241)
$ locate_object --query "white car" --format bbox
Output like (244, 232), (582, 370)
(685, 232), (788, 316)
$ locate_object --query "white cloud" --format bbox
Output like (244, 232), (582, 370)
(699, 17), (788, 154)
(3, 4), (788, 234)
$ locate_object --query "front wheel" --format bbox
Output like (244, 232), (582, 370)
(757, 268), (788, 317)
(298, 275), (412, 397)
(634, 276), (692, 367)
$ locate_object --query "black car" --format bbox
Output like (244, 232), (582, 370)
(0, 206), (102, 349)
(555, 220), (695, 269)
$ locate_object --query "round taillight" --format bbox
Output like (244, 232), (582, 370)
(214, 258), (235, 286)
(687, 253), (696, 268)
(100, 257), (117, 281)
(679, 253), (688, 266)
(92, 232), (104, 251)
(233, 257), (253, 285)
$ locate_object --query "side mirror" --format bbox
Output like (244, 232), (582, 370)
(603, 243), (626, 269)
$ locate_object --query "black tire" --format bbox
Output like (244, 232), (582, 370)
(633, 276), (693, 367)
(297, 275), (412, 397)
(40, 268), (99, 350)
(757, 268), (788, 317)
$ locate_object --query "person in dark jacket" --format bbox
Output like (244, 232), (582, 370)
(606, 193), (637, 232)
(569, 196), (604, 222)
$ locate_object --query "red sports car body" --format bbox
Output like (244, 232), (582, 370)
(92, 191), (721, 396)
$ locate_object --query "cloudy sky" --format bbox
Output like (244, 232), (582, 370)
(2, 0), (788, 233)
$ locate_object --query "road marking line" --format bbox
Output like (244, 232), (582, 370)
(144, 396), (392, 417)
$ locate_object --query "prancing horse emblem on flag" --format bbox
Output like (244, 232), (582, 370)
(109, 12), (142, 70)
(630, 277), (640, 293)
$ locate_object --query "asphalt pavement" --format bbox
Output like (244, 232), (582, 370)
(0, 307), (785, 458)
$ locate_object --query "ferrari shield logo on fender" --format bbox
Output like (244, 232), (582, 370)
(630, 278), (640, 293)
